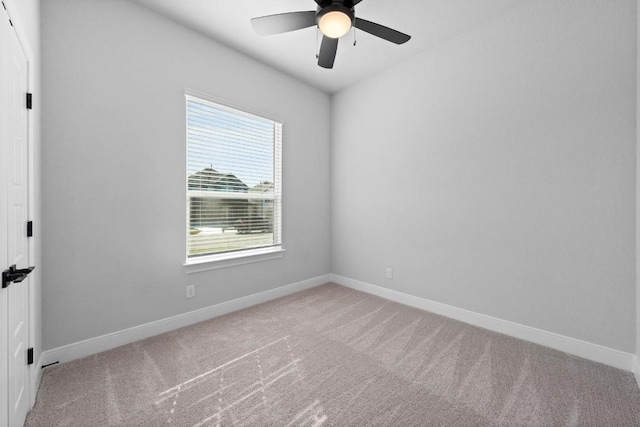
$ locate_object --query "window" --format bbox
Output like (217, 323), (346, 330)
(186, 94), (282, 265)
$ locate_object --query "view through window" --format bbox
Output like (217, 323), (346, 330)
(186, 94), (282, 260)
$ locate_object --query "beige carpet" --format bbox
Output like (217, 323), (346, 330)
(26, 283), (640, 426)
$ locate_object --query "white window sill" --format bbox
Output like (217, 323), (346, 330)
(184, 246), (285, 274)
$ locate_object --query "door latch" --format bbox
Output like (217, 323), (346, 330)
(2, 265), (35, 288)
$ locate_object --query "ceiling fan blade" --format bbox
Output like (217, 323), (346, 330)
(354, 18), (411, 44)
(251, 11), (316, 36)
(352, 0), (364, 5)
(318, 36), (338, 69)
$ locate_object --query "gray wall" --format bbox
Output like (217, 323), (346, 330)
(41, 0), (331, 350)
(331, 0), (637, 352)
(41, 0), (639, 355)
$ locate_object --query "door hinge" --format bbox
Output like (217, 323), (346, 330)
(27, 348), (34, 365)
(26, 93), (32, 110)
(27, 221), (33, 237)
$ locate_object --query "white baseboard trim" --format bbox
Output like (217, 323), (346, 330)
(331, 274), (635, 372)
(40, 273), (636, 374)
(41, 275), (330, 367)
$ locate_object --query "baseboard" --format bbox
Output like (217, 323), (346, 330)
(41, 275), (330, 367)
(40, 273), (636, 374)
(331, 274), (635, 372)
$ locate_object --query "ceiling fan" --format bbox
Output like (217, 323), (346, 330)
(250, 0), (411, 69)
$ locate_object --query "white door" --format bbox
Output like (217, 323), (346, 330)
(1, 4), (31, 427)
(0, 9), (9, 424)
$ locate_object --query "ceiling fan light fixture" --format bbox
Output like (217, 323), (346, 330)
(317, 6), (353, 39)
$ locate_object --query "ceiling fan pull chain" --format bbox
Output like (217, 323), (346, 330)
(315, 26), (320, 59)
(353, 10), (357, 46)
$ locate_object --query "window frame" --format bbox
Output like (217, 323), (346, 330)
(183, 90), (284, 272)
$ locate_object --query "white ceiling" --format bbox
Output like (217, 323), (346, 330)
(129, 0), (527, 94)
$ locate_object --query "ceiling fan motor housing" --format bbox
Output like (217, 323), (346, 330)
(316, 1), (355, 29)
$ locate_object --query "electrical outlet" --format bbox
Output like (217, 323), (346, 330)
(386, 268), (393, 279)
(186, 285), (196, 299)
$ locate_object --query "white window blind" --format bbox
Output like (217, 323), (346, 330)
(186, 95), (282, 260)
